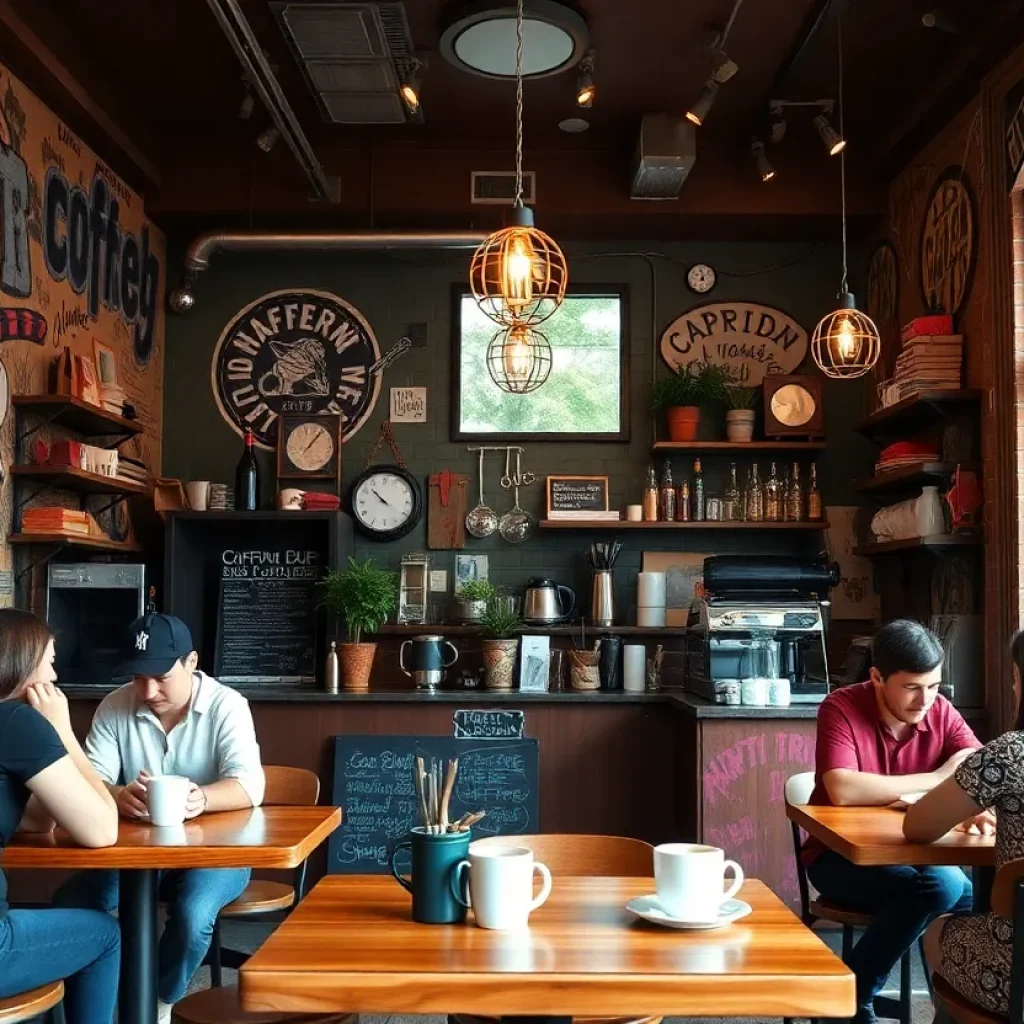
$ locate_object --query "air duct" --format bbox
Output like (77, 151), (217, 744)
(169, 229), (487, 312)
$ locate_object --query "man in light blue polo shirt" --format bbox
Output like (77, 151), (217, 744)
(55, 612), (265, 1023)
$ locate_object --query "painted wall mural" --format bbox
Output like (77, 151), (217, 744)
(0, 61), (166, 577)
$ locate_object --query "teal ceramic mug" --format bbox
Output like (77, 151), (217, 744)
(390, 827), (471, 924)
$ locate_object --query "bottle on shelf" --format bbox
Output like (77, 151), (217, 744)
(764, 462), (783, 522)
(234, 426), (260, 511)
(326, 640), (340, 694)
(677, 477), (691, 522)
(746, 462), (765, 522)
(692, 458), (705, 521)
(807, 462), (824, 521)
(659, 460), (676, 522)
(643, 466), (659, 522)
(786, 462), (805, 522)
(723, 462), (742, 522)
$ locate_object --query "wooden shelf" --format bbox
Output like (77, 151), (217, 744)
(376, 623), (688, 637)
(10, 464), (148, 496)
(8, 532), (142, 553)
(651, 441), (827, 453)
(855, 390), (982, 442)
(853, 534), (982, 557)
(13, 395), (142, 438)
(855, 462), (965, 499)
(540, 520), (829, 531)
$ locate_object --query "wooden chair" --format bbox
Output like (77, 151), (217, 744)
(451, 833), (661, 1024)
(171, 986), (353, 1024)
(786, 772), (922, 1024)
(0, 982), (63, 1024)
(207, 766), (320, 987)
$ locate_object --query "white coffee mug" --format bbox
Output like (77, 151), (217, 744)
(185, 480), (210, 512)
(452, 844), (552, 930)
(145, 775), (191, 827)
(653, 843), (743, 923)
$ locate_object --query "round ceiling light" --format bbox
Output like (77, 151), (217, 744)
(558, 117), (589, 133)
(440, 0), (589, 79)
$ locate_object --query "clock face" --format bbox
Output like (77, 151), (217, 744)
(353, 471), (417, 536)
(286, 422), (336, 472)
(687, 263), (717, 294)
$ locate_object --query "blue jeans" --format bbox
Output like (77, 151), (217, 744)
(0, 907), (120, 1023)
(54, 868), (249, 1003)
(808, 850), (973, 1010)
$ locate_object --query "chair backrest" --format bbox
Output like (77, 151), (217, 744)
(785, 772), (816, 923)
(786, 771), (816, 806)
(468, 833), (653, 876)
(262, 765), (320, 807)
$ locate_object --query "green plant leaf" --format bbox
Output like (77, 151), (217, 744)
(317, 557), (399, 644)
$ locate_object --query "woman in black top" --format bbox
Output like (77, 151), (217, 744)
(0, 609), (120, 1023)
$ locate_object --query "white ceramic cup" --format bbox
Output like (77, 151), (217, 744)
(452, 844), (552, 930)
(145, 775), (191, 827)
(623, 645), (646, 692)
(626, 505), (643, 523)
(653, 843), (744, 923)
(185, 480), (210, 512)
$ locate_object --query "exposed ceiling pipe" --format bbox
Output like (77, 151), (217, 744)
(168, 230), (487, 312)
(205, 0), (339, 202)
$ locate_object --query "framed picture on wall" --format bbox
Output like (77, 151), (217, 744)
(93, 340), (119, 388)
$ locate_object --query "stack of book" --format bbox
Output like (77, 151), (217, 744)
(117, 457), (149, 487)
(23, 507), (96, 536)
(891, 315), (963, 400)
(546, 509), (621, 522)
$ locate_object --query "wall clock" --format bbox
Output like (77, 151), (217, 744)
(277, 413), (342, 482)
(687, 263), (717, 294)
(349, 466), (423, 541)
(763, 374), (825, 438)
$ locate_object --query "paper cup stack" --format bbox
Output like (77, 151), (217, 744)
(637, 571), (667, 628)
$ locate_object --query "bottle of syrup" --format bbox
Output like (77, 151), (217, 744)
(234, 427), (260, 511)
(659, 460), (676, 522)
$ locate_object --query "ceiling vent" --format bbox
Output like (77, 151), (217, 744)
(630, 114), (696, 200)
(270, 2), (421, 124)
(471, 171), (537, 205)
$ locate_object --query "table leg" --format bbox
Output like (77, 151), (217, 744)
(119, 868), (159, 1024)
(974, 866), (995, 913)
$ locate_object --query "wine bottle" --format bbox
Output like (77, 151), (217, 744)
(724, 463), (742, 522)
(234, 426), (260, 511)
(659, 460), (676, 522)
(786, 462), (805, 522)
(808, 462), (824, 521)
(746, 462), (764, 522)
(692, 458), (705, 521)
(764, 462), (783, 522)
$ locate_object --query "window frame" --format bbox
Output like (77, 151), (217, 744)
(449, 282), (631, 442)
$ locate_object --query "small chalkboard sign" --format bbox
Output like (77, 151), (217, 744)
(329, 735), (539, 874)
(453, 709), (525, 740)
(546, 475), (610, 516)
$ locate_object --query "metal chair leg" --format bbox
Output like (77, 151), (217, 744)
(899, 946), (913, 1024)
(918, 935), (933, 995)
(209, 921), (224, 988)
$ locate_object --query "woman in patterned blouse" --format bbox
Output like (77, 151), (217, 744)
(903, 631), (1024, 1015)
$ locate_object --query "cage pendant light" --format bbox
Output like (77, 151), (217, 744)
(486, 323), (553, 394)
(811, 13), (880, 381)
(470, 0), (568, 330)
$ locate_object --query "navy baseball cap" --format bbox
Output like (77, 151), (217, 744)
(115, 613), (195, 679)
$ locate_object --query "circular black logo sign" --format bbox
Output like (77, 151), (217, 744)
(212, 289), (381, 449)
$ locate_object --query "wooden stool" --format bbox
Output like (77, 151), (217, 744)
(172, 985), (354, 1024)
(0, 982), (63, 1024)
(932, 973), (1006, 1024)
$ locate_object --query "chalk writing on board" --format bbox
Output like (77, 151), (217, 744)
(453, 709), (525, 740)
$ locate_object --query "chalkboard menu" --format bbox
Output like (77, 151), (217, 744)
(214, 545), (320, 684)
(329, 735), (539, 874)
(546, 475), (609, 515)
(453, 709), (525, 740)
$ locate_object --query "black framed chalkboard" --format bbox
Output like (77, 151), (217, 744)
(329, 735), (539, 874)
(546, 475), (609, 515)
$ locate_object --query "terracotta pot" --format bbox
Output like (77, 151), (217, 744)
(339, 642), (376, 691)
(481, 639), (519, 691)
(725, 409), (755, 442)
(666, 406), (700, 441)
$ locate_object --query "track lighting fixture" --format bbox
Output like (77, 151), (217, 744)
(686, 79), (719, 127)
(238, 90), (254, 121)
(922, 8), (960, 33)
(769, 104), (786, 144)
(399, 58), (425, 114)
(711, 48), (739, 84)
(575, 50), (595, 108)
(814, 112), (846, 155)
(751, 139), (775, 182)
(256, 125), (280, 153)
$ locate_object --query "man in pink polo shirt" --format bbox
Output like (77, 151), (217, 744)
(806, 620), (983, 1024)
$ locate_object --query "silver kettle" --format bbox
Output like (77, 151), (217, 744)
(523, 577), (576, 624)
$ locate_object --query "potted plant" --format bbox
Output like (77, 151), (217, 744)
(724, 384), (759, 442)
(652, 360), (732, 441)
(318, 557), (398, 691)
(479, 600), (523, 691)
(454, 579), (497, 623)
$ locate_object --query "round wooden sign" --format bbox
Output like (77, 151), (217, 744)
(919, 167), (975, 317)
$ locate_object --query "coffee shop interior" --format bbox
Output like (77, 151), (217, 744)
(2, 0), (1024, 1020)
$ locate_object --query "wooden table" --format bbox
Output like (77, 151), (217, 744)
(239, 875), (855, 1020)
(4, 805), (340, 1024)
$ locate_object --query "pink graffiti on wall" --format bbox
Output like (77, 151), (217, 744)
(703, 731), (816, 806)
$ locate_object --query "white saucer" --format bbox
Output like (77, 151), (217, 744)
(625, 895), (753, 930)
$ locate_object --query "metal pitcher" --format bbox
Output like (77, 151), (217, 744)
(399, 635), (459, 691)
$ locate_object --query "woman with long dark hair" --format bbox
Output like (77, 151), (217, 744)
(904, 630), (1024, 1016)
(0, 609), (120, 1023)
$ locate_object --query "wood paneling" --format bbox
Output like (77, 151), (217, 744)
(239, 876), (855, 1019)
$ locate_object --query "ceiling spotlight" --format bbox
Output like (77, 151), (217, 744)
(711, 49), (739, 84)
(814, 113), (845, 156)
(575, 49), (595, 107)
(686, 78), (719, 127)
(769, 104), (786, 143)
(256, 125), (281, 153)
(751, 139), (775, 182)
(922, 8), (960, 33)
(238, 90), (255, 121)
(399, 58), (424, 114)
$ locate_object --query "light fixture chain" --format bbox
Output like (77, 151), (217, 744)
(514, 0), (524, 207)
(838, 10), (848, 295)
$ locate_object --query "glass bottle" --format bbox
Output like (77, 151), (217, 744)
(723, 462), (742, 522)
(659, 460), (676, 522)
(764, 462), (783, 522)
(692, 458), (705, 521)
(746, 462), (764, 522)
(643, 466), (659, 522)
(234, 426), (259, 511)
(807, 462), (824, 521)
(677, 478), (691, 522)
(786, 462), (806, 522)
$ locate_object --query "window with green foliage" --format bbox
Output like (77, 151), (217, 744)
(452, 288), (628, 440)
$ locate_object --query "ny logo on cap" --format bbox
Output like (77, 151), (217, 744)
(135, 631), (149, 651)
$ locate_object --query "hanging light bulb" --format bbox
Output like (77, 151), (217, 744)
(812, 13), (880, 381)
(486, 324), (552, 394)
(469, 0), (567, 330)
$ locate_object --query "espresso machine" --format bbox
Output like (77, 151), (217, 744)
(685, 556), (840, 704)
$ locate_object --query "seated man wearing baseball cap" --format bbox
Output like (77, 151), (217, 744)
(55, 612), (265, 1023)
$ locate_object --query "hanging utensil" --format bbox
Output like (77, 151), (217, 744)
(465, 448), (498, 538)
(500, 447), (515, 490)
(499, 453), (534, 543)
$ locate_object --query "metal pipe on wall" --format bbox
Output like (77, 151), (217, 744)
(168, 230), (486, 312)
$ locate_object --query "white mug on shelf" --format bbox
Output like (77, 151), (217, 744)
(185, 480), (210, 512)
(452, 844), (552, 930)
(653, 843), (744, 923)
(145, 775), (191, 827)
